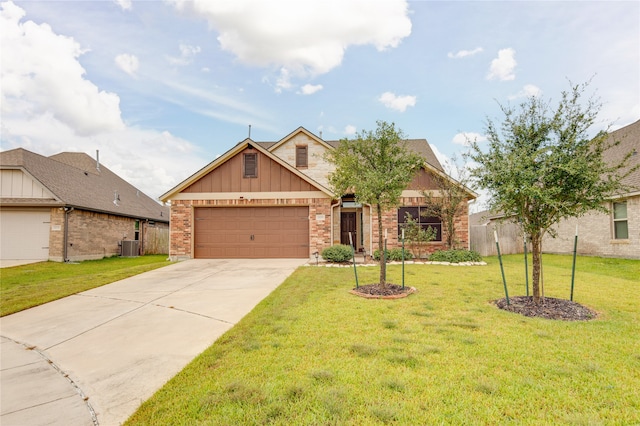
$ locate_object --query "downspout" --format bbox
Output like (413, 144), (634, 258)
(368, 204), (373, 255)
(141, 219), (147, 255)
(63, 206), (74, 262)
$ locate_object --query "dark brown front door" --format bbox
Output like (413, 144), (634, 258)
(340, 212), (357, 246)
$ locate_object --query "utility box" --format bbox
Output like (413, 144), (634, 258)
(120, 240), (139, 257)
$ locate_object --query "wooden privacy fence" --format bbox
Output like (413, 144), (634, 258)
(144, 226), (169, 255)
(471, 222), (523, 256)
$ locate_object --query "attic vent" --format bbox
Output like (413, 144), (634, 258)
(243, 153), (258, 178)
(113, 190), (120, 206)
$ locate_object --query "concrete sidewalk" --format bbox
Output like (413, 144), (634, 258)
(0, 258), (306, 426)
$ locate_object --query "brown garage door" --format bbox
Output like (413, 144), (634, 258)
(194, 206), (309, 258)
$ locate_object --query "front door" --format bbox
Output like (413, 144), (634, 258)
(340, 212), (357, 246)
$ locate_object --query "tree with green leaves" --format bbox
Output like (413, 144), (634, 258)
(325, 120), (424, 287)
(420, 156), (474, 249)
(467, 81), (637, 305)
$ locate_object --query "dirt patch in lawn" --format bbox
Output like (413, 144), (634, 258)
(350, 283), (416, 299)
(495, 296), (597, 321)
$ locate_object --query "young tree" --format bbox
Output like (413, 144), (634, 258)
(467, 81), (637, 305)
(325, 120), (423, 287)
(420, 156), (474, 249)
(401, 212), (437, 259)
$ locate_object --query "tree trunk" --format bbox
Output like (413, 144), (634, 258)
(530, 232), (542, 305)
(377, 203), (386, 287)
(446, 216), (455, 249)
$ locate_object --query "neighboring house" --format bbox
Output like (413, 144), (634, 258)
(0, 148), (169, 262)
(470, 119), (640, 259)
(543, 119), (640, 258)
(160, 127), (476, 260)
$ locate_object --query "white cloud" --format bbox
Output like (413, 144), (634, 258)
(378, 91), (417, 112)
(298, 84), (323, 95)
(344, 125), (357, 135)
(1, 110), (204, 199)
(170, 0), (411, 76)
(508, 84), (542, 100)
(114, 0), (132, 11)
(115, 53), (139, 77)
(448, 47), (483, 59)
(275, 67), (292, 93)
(487, 48), (517, 81)
(0, 2), (207, 199)
(452, 132), (487, 146)
(167, 44), (201, 66)
(0, 1), (124, 136)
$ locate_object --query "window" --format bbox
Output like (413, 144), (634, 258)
(397, 206), (442, 241)
(296, 145), (308, 168)
(134, 220), (140, 241)
(243, 153), (257, 178)
(613, 201), (628, 239)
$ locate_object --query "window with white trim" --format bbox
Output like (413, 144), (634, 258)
(613, 201), (628, 239)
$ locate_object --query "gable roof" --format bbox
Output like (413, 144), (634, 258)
(159, 139), (334, 201)
(604, 119), (640, 196)
(265, 126), (335, 152)
(324, 138), (445, 172)
(0, 148), (168, 221)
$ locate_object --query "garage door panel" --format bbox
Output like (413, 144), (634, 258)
(194, 207), (309, 259)
(0, 210), (50, 260)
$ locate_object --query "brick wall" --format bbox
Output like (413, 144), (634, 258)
(543, 196), (640, 259)
(375, 197), (469, 255)
(49, 208), (147, 261)
(169, 197), (333, 260)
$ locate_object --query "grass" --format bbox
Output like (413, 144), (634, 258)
(0, 255), (171, 316)
(126, 254), (640, 425)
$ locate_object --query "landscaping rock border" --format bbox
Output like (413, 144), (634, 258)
(306, 261), (487, 267)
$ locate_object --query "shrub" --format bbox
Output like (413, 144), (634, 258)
(321, 245), (353, 263)
(429, 249), (482, 263)
(373, 248), (413, 262)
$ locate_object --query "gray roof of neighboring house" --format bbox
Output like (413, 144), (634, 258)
(0, 148), (169, 222)
(604, 119), (640, 194)
(255, 138), (444, 171)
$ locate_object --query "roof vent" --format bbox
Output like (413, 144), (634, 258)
(96, 150), (100, 171)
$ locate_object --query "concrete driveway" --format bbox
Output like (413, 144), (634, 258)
(0, 258), (306, 426)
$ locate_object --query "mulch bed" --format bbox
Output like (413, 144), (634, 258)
(495, 296), (598, 321)
(350, 283), (415, 299)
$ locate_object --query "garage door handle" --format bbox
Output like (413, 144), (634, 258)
(250, 235), (254, 240)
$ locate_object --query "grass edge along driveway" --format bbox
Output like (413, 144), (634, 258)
(1, 255), (172, 316)
(127, 254), (640, 425)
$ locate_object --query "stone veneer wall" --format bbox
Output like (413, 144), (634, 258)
(169, 198), (333, 260)
(270, 133), (335, 188)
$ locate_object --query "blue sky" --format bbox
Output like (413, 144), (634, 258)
(1, 0), (638, 204)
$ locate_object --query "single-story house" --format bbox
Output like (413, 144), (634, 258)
(160, 127), (476, 260)
(543, 119), (640, 258)
(0, 148), (169, 262)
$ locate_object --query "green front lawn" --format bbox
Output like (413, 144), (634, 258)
(0, 255), (172, 316)
(127, 255), (640, 425)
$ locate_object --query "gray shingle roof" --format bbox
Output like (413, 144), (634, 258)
(255, 138), (444, 171)
(603, 119), (640, 193)
(0, 148), (168, 222)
